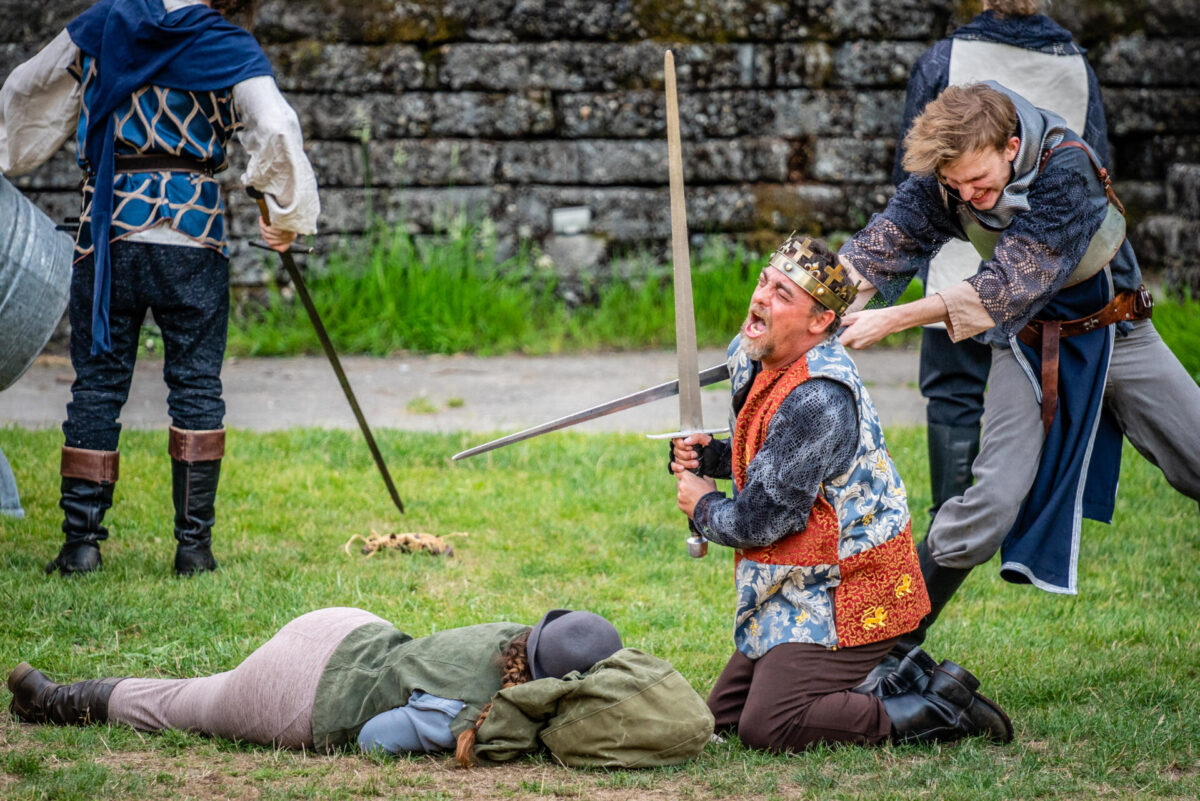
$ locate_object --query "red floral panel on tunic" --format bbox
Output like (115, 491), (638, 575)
(832, 523), (931, 648)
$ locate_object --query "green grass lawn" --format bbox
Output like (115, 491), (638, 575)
(1, 426), (1198, 800)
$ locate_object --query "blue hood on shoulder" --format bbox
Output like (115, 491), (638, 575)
(952, 10), (1085, 55)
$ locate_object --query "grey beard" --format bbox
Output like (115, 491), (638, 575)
(741, 335), (772, 363)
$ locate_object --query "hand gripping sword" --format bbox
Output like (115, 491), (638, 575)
(645, 50), (728, 558)
(248, 188), (405, 514)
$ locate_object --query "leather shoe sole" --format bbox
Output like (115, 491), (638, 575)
(969, 689), (1014, 744)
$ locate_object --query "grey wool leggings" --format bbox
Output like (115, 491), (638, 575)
(927, 320), (1200, 571)
(107, 607), (387, 749)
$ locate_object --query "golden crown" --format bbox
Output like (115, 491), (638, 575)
(767, 235), (858, 316)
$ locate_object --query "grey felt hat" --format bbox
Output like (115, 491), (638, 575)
(527, 609), (622, 680)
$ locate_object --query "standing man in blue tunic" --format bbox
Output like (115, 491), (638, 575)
(0, 0), (320, 576)
(896, 0), (1111, 530)
(836, 81), (1200, 676)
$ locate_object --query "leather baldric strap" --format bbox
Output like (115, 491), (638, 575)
(113, 154), (217, 177)
(1039, 140), (1125, 215)
(169, 427), (226, 463)
(1017, 287), (1154, 435)
(61, 446), (119, 484)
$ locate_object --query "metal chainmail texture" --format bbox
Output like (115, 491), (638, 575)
(693, 377), (857, 550)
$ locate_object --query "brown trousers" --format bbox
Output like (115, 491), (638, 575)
(707, 637), (897, 752)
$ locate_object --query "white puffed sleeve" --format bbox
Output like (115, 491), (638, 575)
(0, 30), (81, 176)
(232, 75), (319, 235)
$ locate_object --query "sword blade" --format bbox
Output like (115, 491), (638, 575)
(664, 50), (704, 433)
(451, 363), (730, 461)
(248, 189), (404, 514)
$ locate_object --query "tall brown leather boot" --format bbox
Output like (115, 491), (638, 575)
(169, 427), (224, 576)
(45, 447), (119, 577)
(7, 662), (125, 726)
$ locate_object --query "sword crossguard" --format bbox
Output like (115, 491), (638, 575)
(646, 426), (729, 440)
(248, 240), (314, 255)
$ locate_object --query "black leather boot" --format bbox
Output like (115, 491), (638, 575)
(853, 645), (938, 698)
(881, 660), (1013, 744)
(907, 537), (973, 648)
(7, 662), (125, 726)
(854, 539), (973, 690)
(45, 447), (119, 577)
(170, 427), (224, 576)
(927, 423), (980, 521)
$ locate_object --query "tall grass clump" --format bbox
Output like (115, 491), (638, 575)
(229, 215), (563, 356)
(228, 217), (771, 357)
(227, 217), (936, 357)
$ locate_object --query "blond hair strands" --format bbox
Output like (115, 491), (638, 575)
(901, 84), (1019, 177)
(983, 0), (1041, 17)
(454, 630), (533, 768)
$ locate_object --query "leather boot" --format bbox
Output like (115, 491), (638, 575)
(906, 537), (973, 649)
(45, 447), (119, 577)
(927, 423), (980, 521)
(854, 539), (973, 690)
(7, 662), (125, 726)
(853, 645), (938, 698)
(881, 660), (1013, 744)
(170, 427), (224, 576)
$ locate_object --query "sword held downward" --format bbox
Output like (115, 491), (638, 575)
(248, 188), (405, 515)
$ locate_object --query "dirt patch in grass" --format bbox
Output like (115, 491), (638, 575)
(2, 729), (705, 801)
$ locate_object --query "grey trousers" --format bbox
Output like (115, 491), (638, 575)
(107, 607), (386, 749)
(927, 320), (1200, 570)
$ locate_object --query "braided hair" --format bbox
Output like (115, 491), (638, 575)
(454, 629), (533, 767)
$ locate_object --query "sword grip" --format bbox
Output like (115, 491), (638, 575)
(247, 187), (272, 225)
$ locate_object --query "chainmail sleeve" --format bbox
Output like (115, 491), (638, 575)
(692, 378), (857, 550)
(965, 150), (1101, 337)
(838, 175), (963, 305)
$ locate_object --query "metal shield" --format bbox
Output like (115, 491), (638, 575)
(0, 174), (74, 391)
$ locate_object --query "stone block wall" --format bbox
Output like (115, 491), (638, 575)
(2, 0), (1198, 289)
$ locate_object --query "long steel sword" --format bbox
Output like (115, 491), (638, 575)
(248, 189), (405, 514)
(647, 50), (727, 558)
(450, 362), (730, 461)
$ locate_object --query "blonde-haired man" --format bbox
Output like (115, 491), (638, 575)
(836, 82), (1200, 673)
(894, 0), (1112, 572)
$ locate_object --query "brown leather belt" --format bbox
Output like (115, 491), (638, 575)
(113, 154), (217, 176)
(1016, 286), (1153, 435)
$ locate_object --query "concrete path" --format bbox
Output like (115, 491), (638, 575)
(0, 347), (924, 436)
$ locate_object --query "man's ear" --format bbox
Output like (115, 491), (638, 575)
(810, 309), (835, 334)
(1004, 136), (1021, 162)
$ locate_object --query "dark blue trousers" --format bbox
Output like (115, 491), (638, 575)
(64, 241), (229, 452)
(918, 327), (991, 429)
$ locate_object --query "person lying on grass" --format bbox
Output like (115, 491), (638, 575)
(671, 234), (1013, 750)
(7, 606), (710, 766)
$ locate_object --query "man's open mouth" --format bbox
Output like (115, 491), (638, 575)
(744, 309), (768, 338)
